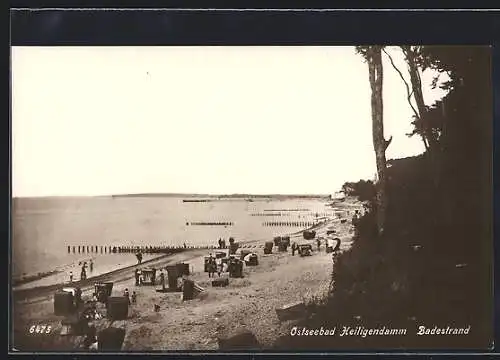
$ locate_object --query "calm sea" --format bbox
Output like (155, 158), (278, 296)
(12, 196), (337, 278)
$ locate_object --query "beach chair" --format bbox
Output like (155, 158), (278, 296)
(106, 297), (129, 320)
(60, 315), (89, 336)
(212, 277), (229, 287)
(273, 237), (281, 246)
(54, 286), (81, 316)
(97, 327), (126, 351)
(140, 268), (156, 285)
(229, 242), (240, 255)
(278, 240), (289, 252)
(214, 251), (226, 259)
(228, 259), (244, 278)
(238, 250), (252, 261)
(166, 265), (181, 291)
(54, 291), (76, 316)
(244, 253), (259, 266)
(182, 279), (195, 301)
(176, 263), (190, 276)
(264, 241), (273, 254)
(281, 236), (291, 247)
(303, 230), (316, 240)
(298, 244), (313, 257)
(94, 282), (113, 303)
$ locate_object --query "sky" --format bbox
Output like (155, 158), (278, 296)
(11, 46), (449, 197)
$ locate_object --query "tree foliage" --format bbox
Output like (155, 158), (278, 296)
(342, 180), (376, 202)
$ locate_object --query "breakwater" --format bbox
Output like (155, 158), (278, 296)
(66, 244), (217, 255)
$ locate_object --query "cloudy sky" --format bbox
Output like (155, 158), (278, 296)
(12, 46), (448, 197)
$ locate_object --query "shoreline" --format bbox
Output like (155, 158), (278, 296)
(12, 252), (173, 300)
(12, 214), (342, 296)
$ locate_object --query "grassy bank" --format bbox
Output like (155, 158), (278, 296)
(273, 155), (493, 350)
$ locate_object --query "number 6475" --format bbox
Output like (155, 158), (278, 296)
(29, 324), (52, 334)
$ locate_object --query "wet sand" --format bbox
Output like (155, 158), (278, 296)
(14, 253), (163, 291)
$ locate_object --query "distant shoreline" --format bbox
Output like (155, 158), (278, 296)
(14, 193), (332, 200)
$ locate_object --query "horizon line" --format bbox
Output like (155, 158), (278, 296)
(12, 192), (337, 199)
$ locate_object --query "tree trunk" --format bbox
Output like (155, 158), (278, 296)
(368, 46), (388, 235)
(404, 46), (442, 193)
(403, 46), (438, 150)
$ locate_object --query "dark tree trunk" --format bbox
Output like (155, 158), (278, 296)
(403, 46), (438, 150)
(368, 46), (388, 235)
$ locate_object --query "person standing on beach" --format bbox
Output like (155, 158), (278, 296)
(291, 242), (297, 256)
(316, 238), (321, 252)
(69, 271), (74, 283)
(134, 269), (140, 286)
(80, 264), (87, 281)
(89, 260), (94, 273)
(159, 270), (165, 291)
(216, 257), (222, 277)
(208, 254), (215, 278)
(138, 269), (144, 285)
(124, 288), (131, 305)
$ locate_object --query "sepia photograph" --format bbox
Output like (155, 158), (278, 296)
(10, 44), (493, 352)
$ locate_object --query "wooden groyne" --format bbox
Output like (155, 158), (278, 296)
(67, 244), (217, 254)
(187, 222), (234, 226)
(263, 221), (315, 227)
(253, 211), (336, 217)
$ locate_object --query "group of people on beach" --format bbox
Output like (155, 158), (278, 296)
(206, 254), (228, 278)
(69, 259), (94, 283)
(123, 288), (137, 305)
(134, 267), (171, 291)
(289, 236), (341, 256)
(217, 238), (227, 249)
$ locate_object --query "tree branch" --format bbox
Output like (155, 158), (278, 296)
(382, 48), (420, 120)
(383, 48), (428, 151)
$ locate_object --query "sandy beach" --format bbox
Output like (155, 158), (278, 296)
(12, 199), (362, 351)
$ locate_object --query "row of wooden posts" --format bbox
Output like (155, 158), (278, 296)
(67, 244), (217, 255)
(263, 222), (315, 227)
(253, 212), (336, 217)
(263, 209), (310, 212)
(188, 222), (234, 226)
